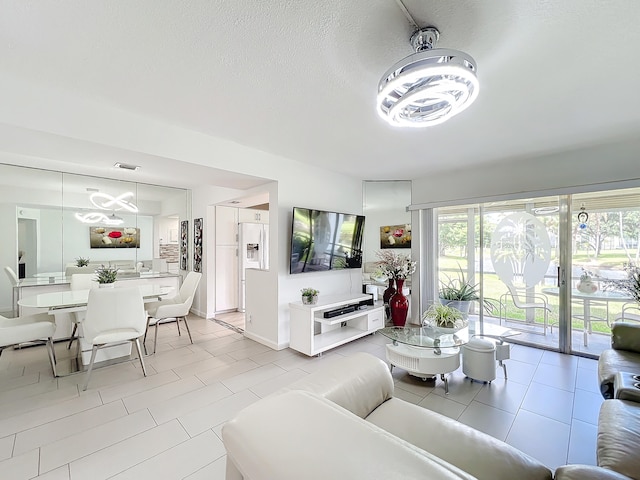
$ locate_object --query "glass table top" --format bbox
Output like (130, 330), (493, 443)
(378, 323), (521, 349)
(378, 326), (469, 349)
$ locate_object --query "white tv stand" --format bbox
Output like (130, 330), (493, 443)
(289, 293), (384, 356)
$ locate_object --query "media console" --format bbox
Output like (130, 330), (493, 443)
(289, 293), (384, 356)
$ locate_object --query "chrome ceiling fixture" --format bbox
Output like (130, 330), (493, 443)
(377, 4), (479, 127)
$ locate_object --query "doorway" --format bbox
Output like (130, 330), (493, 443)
(18, 218), (38, 278)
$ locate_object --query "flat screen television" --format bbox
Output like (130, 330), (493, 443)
(290, 207), (365, 274)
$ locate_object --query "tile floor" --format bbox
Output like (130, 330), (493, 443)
(0, 312), (602, 479)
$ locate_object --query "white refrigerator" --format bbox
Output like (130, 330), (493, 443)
(238, 222), (269, 312)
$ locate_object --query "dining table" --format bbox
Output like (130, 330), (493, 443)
(18, 284), (174, 375)
(541, 287), (633, 346)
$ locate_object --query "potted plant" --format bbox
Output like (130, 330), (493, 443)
(95, 265), (118, 287)
(439, 267), (482, 316)
(603, 263), (640, 303)
(301, 287), (319, 305)
(421, 304), (468, 333)
(75, 256), (90, 267)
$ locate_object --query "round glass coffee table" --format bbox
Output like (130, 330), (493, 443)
(378, 326), (469, 394)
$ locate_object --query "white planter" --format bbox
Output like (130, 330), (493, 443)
(99, 283), (115, 288)
(302, 295), (318, 305)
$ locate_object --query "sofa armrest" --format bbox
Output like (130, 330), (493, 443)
(222, 390), (477, 480)
(367, 398), (552, 480)
(598, 399), (640, 479)
(555, 465), (631, 480)
(279, 352), (394, 419)
(611, 322), (640, 353)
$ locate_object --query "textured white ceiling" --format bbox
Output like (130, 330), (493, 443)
(1, 0), (639, 183)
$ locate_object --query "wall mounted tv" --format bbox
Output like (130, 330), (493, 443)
(290, 207), (365, 274)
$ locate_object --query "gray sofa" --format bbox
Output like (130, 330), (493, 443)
(223, 352), (638, 480)
(598, 322), (640, 398)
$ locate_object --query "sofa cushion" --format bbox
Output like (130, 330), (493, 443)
(555, 464), (632, 480)
(222, 390), (478, 480)
(598, 399), (640, 480)
(366, 398), (552, 480)
(281, 352), (394, 419)
(598, 349), (640, 398)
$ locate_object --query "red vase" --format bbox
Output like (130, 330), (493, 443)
(382, 278), (396, 320)
(382, 278), (396, 303)
(390, 278), (409, 327)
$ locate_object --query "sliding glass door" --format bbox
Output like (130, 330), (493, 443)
(431, 186), (640, 356)
(436, 197), (560, 351)
(569, 188), (640, 356)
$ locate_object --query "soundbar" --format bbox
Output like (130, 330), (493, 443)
(323, 304), (357, 318)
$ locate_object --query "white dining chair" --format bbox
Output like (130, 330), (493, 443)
(143, 272), (201, 352)
(148, 295), (195, 354)
(82, 287), (148, 391)
(0, 312), (57, 377)
(67, 273), (99, 349)
(4, 266), (19, 317)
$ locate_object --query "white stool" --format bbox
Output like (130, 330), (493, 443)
(463, 337), (497, 383)
(463, 336), (511, 383)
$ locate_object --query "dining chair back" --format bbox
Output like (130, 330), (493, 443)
(66, 273), (99, 349)
(64, 265), (94, 278)
(4, 266), (18, 286)
(82, 287), (147, 390)
(152, 258), (168, 273)
(179, 271), (202, 303)
(0, 312), (57, 377)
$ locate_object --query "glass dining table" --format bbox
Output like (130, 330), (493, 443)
(542, 287), (633, 346)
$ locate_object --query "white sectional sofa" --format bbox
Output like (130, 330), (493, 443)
(222, 352), (636, 480)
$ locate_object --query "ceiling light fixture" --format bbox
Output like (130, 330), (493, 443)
(377, 26), (479, 127)
(114, 162), (140, 171)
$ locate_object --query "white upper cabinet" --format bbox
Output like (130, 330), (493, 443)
(238, 208), (269, 224)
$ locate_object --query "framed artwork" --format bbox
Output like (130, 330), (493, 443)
(194, 218), (203, 273)
(380, 224), (411, 249)
(89, 227), (140, 248)
(180, 220), (188, 270)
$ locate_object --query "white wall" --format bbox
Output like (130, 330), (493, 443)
(411, 137), (640, 206)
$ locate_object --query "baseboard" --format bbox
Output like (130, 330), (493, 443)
(190, 308), (206, 318)
(243, 330), (288, 351)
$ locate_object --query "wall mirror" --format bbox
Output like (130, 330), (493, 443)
(0, 163), (190, 315)
(362, 180), (412, 271)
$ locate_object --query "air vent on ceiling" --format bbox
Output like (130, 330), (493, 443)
(114, 162), (140, 171)
(228, 200), (241, 204)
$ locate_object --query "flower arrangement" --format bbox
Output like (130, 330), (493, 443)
(75, 257), (90, 267)
(95, 265), (118, 284)
(602, 263), (640, 303)
(375, 251), (416, 280)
